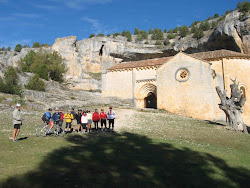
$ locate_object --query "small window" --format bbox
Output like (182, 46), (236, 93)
(240, 86), (246, 98)
(175, 68), (190, 82)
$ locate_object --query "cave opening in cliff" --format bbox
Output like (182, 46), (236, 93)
(99, 45), (104, 56)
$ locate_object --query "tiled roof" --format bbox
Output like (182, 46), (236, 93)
(108, 50), (250, 70)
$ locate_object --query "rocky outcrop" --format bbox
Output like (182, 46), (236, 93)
(0, 10), (249, 90)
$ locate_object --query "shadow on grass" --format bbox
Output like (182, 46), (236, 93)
(2, 132), (250, 188)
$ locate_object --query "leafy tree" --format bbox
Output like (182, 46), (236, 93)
(206, 16), (212, 21)
(125, 31), (132, 42)
(136, 30), (148, 41)
(173, 27), (179, 33)
(191, 21), (200, 26)
(121, 30), (127, 36)
(179, 25), (189, 37)
(148, 28), (153, 34)
(20, 50), (36, 72)
(1, 47), (6, 51)
(7, 47), (11, 51)
(193, 28), (204, 39)
(40, 43), (50, 47)
(164, 29), (167, 33)
(200, 21), (210, 31)
(89, 33), (95, 38)
(237, 1), (250, 13)
(25, 74), (46, 91)
(23, 45), (30, 48)
(134, 27), (139, 35)
(167, 34), (176, 39)
(32, 42), (40, 48)
(225, 10), (233, 14)
(191, 25), (198, 33)
(151, 28), (164, 40)
(155, 41), (162, 45)
(14, 44), (22, 52)
(97, 33), (104, 37)
(163, 39), (170, 46)
(214, 13), (219, 18)
(217, 15), (226, 22)
(211, 21), (217, 29)
(107, 34), (111, 37)
(34, 64), (49, 80)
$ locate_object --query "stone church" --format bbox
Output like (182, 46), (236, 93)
(102, 50), (250, 125)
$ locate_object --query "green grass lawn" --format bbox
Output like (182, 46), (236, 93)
(0, 109), (249, 188)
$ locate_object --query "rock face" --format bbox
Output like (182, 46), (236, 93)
(0, 10), (249, 90)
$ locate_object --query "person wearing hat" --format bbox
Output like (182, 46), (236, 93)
(64, 110), (74, 133)
(12, 103), (22, 142)
(92, 109), (100, 130)
(100, 108), (107, 131)
(76, 109), (82, 133)
(107, 107), (116, 131)
(71, 107), (77, 132)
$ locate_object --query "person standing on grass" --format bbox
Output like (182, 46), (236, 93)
(71, 107), (77, 132)
(92, 109), (100, 130)
(59, 108), (64, 128)
(81, 111), (88, 133)
(12, 103), (22, 142)
(100, 108), (107, 131)
(107, 107), (116, 131)
(87, 110), (92, 132)
(64, 110), (73, 133)
(76, 109), (82, 133)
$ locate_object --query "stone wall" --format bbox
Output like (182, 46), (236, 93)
(157, 53), (216, 120)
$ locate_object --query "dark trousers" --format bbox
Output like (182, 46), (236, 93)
(101, 119), (107, 128)
(94, 121), (99, 129)
(108, 119), (114, 129)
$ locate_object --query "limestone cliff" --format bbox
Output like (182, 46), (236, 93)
(0, 10), (249, 90)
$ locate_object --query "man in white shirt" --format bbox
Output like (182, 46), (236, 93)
(13, 103), (22, 142)
(107, 107), (116, 131)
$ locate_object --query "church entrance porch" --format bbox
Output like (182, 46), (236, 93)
(145, 92), (157, 109)
(136, 82), (157, 109)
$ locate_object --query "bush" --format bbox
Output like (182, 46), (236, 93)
(173, 27), (179, 33)
(134, 27), (139, 35)
(20, 50), (66, 83)
(179, 25), (189, 37)
(89, 33), (95, 38)
(163, 39), (170, 46)
(107, 34), (111, 37)
(211, 21), (217, 29)
(0, 67), (22, 95)
(136, 30), (148, 41)
(144, 41), (149, 44)
(168, 29), (173, 34)
(237, 1), (250, 13)
(155, 41), (162, 45)
(97, 33), (104, 37)
(32, 42), (40, 48)
(7, 47), (11, 51)
(25, 75), (46, 91)
(191, 26), (198, 33)
(164, 29), (167, 33)
(14, 44), (22, 52)
(121, 30), (132, 42)
(148, 28), (153, 34)
(151, 28), (164, 40)
(200, 21), (210, 31)
(191, 21), (200, 26)
(213, 13), (219, 18)
(193, 28), (204, 39)
(167, 34), (176, 39)
(225, 10), (233, 14)
(112, 33), (120, 37)
(218, 15), (226, 22)
(23, 45), (30, 48)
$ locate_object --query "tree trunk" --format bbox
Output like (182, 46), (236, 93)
(216, 79), (248, 133)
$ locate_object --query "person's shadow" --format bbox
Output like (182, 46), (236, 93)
(1, 132), (250, 188)
(17, 137), (28, 141)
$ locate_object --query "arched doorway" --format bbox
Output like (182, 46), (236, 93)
(145, 92), (157, 109)
(137, 83), (157, 109)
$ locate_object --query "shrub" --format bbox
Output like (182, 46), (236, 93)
(121, 30), (132, 41)
(164, 29), (167, 33)
(155, 41), (162, 45)
(200, 21), (210, 31)
(193, 28), (204, 39)
(25, 75), (46, 91)
(7, 47), (11, 51)
(136, 30), (148, 41)
(148, 28), (153, 34)
(134, 27), (139, 35)
(191, 26), (198, 33)
(213, 13), (219, 18)
(168, 29), (173, 34)
(173, 27), (179, 33)
(32, 42), (40, 48)
(163, 39), (170, 46)
(144, 41), (149, 44)
(225, 10), (233, 14)
(113, 33), (120, 37)
(211, 21), (217, 29)
(89, 33), (95, 38)
(218, 15), (226, 22)
(97, 33), (104, 37)
(179, 25), (189, 37)
(0, 67), (22, 95)
(20, 50), (36, 72)
(14, 44), (22, 52)
(151, 28), (164, 40)
(191, 21), (200, 26)
(107, 34), (111, 37)
(23, 45), (30, 48)
(167, 34), (176, 39)
(171, 42), (176, 47)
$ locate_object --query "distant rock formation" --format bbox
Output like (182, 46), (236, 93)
(0, 10), (249, 90)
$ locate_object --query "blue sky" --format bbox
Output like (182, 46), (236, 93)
(0, 0), (242, 49)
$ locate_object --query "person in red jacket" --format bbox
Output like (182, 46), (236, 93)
(59, 108), (64, 127)
(92, 109), (100, 130)
(100, 108), (107, 131)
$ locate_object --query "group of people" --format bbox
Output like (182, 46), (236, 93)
(12, 103), (117, 142)
(43, 106), (117, 133)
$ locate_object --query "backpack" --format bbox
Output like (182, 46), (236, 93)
(42, 113), (46, 122)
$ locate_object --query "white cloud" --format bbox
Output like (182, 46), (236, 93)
(29, 2), (59, 10)
(12, 13), (41, 18)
